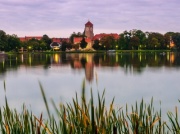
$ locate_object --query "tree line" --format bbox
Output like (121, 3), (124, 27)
(0, 30), (52, 52)
(92, 29), (180, 51)
(1, 29), (180, 52)
(68, 30), (180, 51)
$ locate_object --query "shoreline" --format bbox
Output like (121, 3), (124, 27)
(5, 49), (174, 55)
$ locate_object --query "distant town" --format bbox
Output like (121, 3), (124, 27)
(0, 20), (180, 52)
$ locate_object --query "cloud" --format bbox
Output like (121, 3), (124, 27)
(0, 0), (180, 37)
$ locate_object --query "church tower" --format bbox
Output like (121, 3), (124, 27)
(84, 21), (94, 39)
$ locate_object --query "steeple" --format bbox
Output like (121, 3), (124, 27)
(84, 20), (94, 39)
(85, 21), (93, 27)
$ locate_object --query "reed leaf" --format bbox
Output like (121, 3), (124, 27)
(39, 81), (51, 121)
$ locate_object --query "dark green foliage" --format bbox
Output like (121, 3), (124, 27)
(92, 39), (101, 50)
(6, 34), (21, 52)
(61, 41), (67, 51)
(147, 32), (165, 49)
(80, 37), (87, 49)
(41, 34), (52, 50)
(0, 30), (8, 51)
(172, 33), (180, 50)
(100, 35), (116, 50)
(129, 36), (140, 50)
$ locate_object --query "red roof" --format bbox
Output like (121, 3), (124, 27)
(93, 33), (119, 40)
(19, 36), (70, 43)
(52, 38), (70, 43)
(74, 37), (83, 43)
(85, 21), (93, 26)
(52, 38), (61, 43)
(19, 36), (43, 42)
(19, 37), (26, 42)
(74, 37), (92, 44)
(85, 38), (92, 42)
(60, 38), (70, 43)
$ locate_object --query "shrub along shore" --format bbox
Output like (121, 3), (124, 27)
(0, 81), (180, 134)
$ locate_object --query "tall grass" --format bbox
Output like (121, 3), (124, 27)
(0, 80), (180, 133)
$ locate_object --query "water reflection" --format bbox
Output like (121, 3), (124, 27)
(1, 52), (180, 121)
(0, 52), (180, 81)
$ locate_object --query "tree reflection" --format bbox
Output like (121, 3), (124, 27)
(0, 52), (180, 81)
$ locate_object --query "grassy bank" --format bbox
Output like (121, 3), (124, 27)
(0, 81), (180, 134)
(5, 49), (174, 55)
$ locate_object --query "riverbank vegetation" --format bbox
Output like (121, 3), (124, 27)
(1, 29), (180, 52)
(0, 81), (180, 133)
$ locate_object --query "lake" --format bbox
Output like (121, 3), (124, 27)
(0, 52), (180, 121)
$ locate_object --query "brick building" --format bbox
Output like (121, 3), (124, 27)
(73, 21), (94, 48)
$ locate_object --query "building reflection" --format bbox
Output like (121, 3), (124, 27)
(170, 53), (175, 64)
(70, 54), (94, 82)
(85, 55), (94, 82)
(52, 54), (61, 64)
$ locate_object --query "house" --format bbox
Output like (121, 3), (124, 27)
(50, 42), (61, 51)
(73, 37), (92, 47)
(50, 38), (70, 50)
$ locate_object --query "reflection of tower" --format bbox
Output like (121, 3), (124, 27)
(85, 62), (94, 82)
(84, 54), (94, 82)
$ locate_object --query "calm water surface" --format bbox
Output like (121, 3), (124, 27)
(0, 52), (180, 120)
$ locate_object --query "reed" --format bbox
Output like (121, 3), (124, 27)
(167, 106), (180, 133)
(0, 80), (180, 133)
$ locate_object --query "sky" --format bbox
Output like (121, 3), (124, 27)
(1, 0), (180, 38)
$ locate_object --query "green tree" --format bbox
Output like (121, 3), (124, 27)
(119, 33), (126, 50)
(147, 33), (164, 49)
(41, 34), (52, 50)
(0, 30), (7, 51)
(80, 37), (87, 49)
(123, 30), (131, 50)
(39, 42), (47, 51)
(129, 36), (140, 50)
(149, 37), (160, 49)
(100, 35), (115, 50)
(72, 43), (79, 50)
(133, 29), (147, 49)
(27, 38), (40, 51)
(20, 41), (28, 51)
(134, 30), (146, 44)
(172, 32), (180, 50)
(61, 41), (66, 51)
(66, 42), (72, 50)
(125, 29), (147, 50)
(164, 33), (171, 49)
(92, 39), (101, 50)
(6, 34), (21, 51)
(61, 40), (71, 51)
